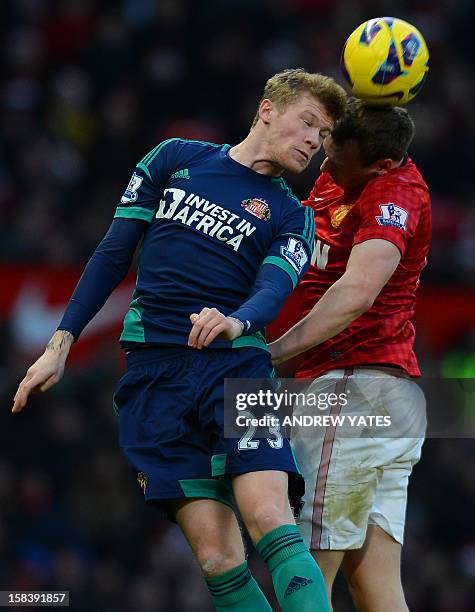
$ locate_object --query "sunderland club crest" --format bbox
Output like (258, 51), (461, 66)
(242, 198), (271, 221)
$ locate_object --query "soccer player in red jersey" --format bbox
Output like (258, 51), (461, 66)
(270, 99), (431, 612)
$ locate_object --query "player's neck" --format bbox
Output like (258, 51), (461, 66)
(229, 132), (284, 177)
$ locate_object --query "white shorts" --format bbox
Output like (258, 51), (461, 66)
(291, 368), (426, 550)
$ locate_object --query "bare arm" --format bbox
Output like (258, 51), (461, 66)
(269, 239), (401, 364)
(13, 330), (74, 413)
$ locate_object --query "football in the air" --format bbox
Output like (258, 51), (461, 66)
(340, 17), (429, 106)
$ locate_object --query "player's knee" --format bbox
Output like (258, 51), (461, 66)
(244, 502), (291, 543)
(347, 570), (386, 605)
(195, 548), (243, 579)
(347, 574), (364, 603)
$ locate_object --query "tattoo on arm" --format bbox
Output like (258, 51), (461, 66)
(46, 330), (75, 351)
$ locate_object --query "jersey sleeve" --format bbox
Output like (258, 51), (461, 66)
(353, 181), (425, 256)
(114, 138), (182, 223)
(261, 199), (315, 289)
(57, 218), (144, 340)
(229, 264), (294, 335)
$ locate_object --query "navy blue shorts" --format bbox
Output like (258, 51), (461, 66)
(113, 346), (303, 515)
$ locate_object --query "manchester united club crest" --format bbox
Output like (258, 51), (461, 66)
(137, 471), (148, 495)
(331, 203), (355, 228)
(242, 198), (271, 221)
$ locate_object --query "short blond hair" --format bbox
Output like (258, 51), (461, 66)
(252, 68), (347, 127)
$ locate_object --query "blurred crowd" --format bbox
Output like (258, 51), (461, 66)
(1, 0), (474, 610)
(1, 0), (474, 280)
(1, 356), (474, 612)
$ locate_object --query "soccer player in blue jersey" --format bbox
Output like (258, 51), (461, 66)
(13, 69), (346, 611)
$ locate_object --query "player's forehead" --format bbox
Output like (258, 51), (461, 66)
(288, 92), (334, 128)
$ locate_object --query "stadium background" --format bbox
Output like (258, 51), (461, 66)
(0, 0), (474, 610)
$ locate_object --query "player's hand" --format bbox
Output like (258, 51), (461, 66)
(188, 308), (243, 349)
(12, 330), (74, 414)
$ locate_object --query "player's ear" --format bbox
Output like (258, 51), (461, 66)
(258, 99), (274, 125)
(372, 158), (393, 176)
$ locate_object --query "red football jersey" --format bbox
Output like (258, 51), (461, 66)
(284, 157), (432, 378)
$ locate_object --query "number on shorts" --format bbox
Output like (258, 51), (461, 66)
(238, 410), (284, 450)
(267, 418), (284, 449)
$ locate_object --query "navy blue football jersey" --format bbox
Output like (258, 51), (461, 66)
(115, 138), (314, 349)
